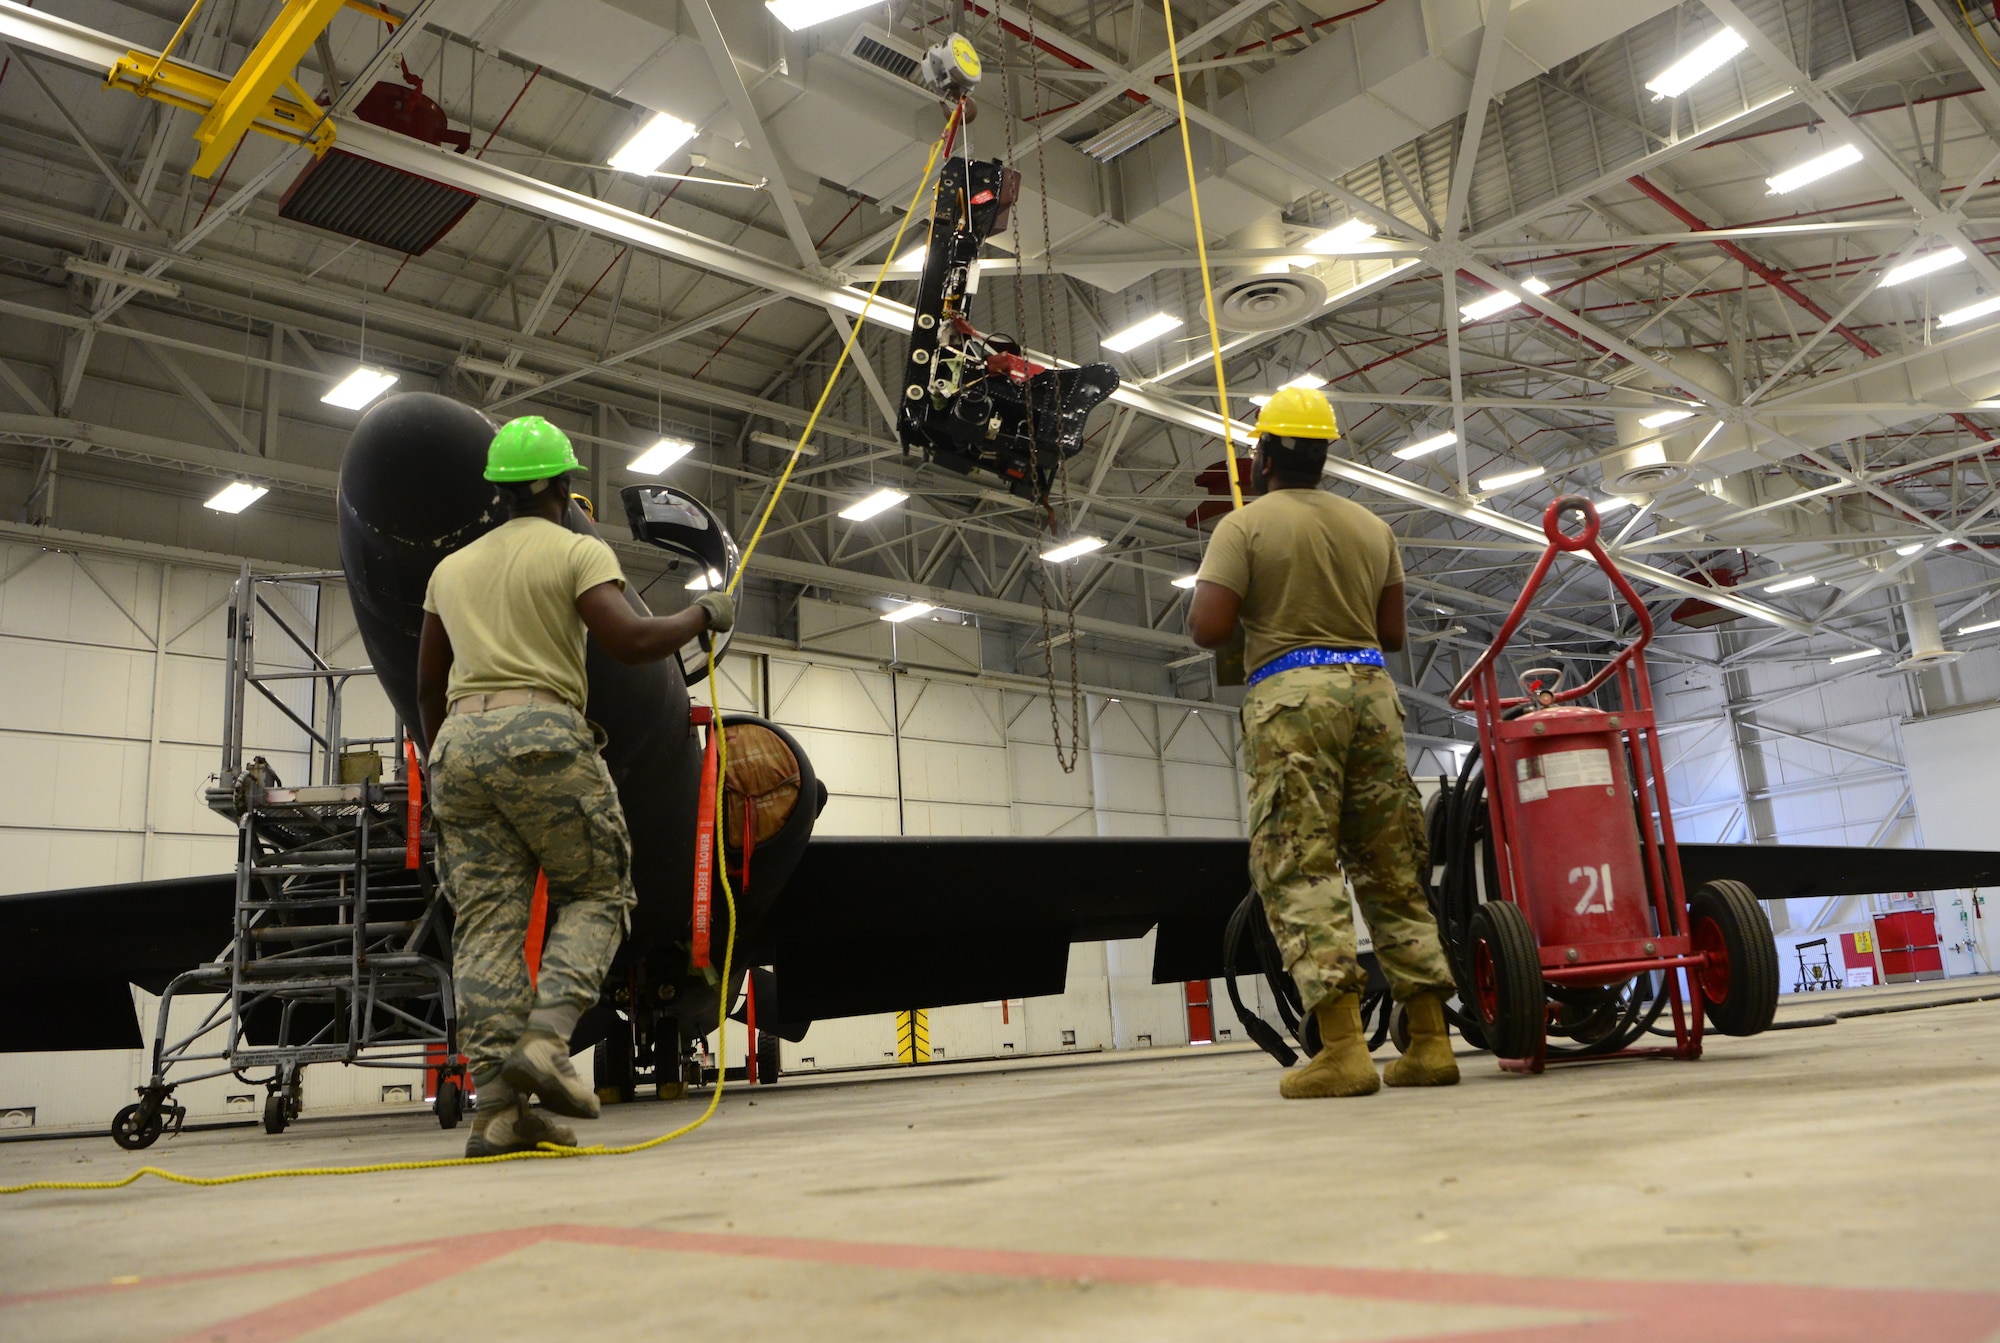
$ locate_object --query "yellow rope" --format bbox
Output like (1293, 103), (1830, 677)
(0, 110), (962, 1199)
(1956, 0), (2000, 71)
(1158, 1), (1243, 512)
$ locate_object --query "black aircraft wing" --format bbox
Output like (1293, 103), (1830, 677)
(752, 837), (2000, 1026)
(0, 875), (234, 1050)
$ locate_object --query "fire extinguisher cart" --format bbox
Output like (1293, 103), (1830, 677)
(1443, 496), (1778, 1073)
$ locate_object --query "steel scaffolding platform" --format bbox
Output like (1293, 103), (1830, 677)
(110, 568), (464, 1150)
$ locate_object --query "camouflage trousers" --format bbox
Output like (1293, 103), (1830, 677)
(1241, 664), (1453, 1012)
(430, 703), (636, 1081)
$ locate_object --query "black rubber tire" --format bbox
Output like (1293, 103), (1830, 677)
(756, 1031), (781, 1085)
(111, 1103), (162, 1151)
(262, 1092), (288, 1135)
(1691, 880), (1779, 1036)
(1469, 901), (1545, 1059)
(434, 1078), (463, 1130)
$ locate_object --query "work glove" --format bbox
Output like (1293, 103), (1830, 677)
(694, 590), (735, 634)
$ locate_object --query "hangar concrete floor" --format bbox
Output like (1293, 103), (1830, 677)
(2, 978), (1996, 1343)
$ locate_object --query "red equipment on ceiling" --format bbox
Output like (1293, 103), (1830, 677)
(279, 63), (477, 257)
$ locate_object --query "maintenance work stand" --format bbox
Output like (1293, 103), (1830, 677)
(109, 568), (464, 1150)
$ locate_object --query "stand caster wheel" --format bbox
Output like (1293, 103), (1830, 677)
(262, 1092), (290, 1135)
(1388, 1002), (1412, 1055)
(434, 1078), (464, 1130)
(111, 1103), (163, 1151)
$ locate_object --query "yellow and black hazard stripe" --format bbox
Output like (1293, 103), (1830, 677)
(895, 1009), (930, 1064)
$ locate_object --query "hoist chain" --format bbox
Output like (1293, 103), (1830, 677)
(998, 10), (1084, 774)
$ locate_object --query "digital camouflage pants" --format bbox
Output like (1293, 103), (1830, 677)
(430, 703), (636, 1082)
(1241, 664), (1454, 1012)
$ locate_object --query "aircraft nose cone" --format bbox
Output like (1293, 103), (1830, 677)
(339, 392), (497, 545)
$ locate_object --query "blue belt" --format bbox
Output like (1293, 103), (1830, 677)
(1247, 646), (1385, 687)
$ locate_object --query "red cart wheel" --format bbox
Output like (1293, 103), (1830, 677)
(1469, 901), (1544, 1059)
(1690, 880), (1778, 1036)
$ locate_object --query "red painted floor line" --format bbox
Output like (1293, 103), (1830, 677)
(5, 1224), (1995, 1343)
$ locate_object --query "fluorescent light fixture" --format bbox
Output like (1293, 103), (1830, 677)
(1042, 536), (1106, 563)
(838, 487), (908, 521)
(1959, 618), (2000, 635)
(1280, 372), (1327, 391)
(1896, 541), (1929, 556)
(454, 356), (543, 386)
(1763, 574), (1817, 593)
(320, 367), (398, 409)
(894, 243), (926, 270)
(1460, 276), (1550, 323)
(1766, 143), (1862, 194)
(1394, 431), (1456, 461)
(1248, 394), (1272, 407)
(765, 0), (876, 30)
(630, 438), (696, 474)
(1477, 466), (1546, 492)
(881, 601), (935, 623)
(1594, 495), (1637, 514)
(1639, 409), (1695, 429)
(1305, 219), (1377, 252)
(685, 568), (723, 591)
(1644, 27), (1747, 99)
(1938, 295), (2000, 328)
(1829, 648), (1883, 664)
(1102, 313), (1183, 353)
(204, 481), (267, 513)
(1077, 105), (1179, 162)
(62, 255), (180, 298)
(1881, 248), (1965, 288)
(1170, 574), (1199, 589)
(607, 112), (697, 174)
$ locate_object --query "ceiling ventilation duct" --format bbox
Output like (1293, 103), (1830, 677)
(1214, 217), (1325, 333)
(842, 26), (925, 90)
(279, 65), (476, 256)
(1603, 348), (1745, 495)
(1897, 563), (1963, 671)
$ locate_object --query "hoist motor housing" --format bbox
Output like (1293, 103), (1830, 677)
(895, 156), (1121, 499)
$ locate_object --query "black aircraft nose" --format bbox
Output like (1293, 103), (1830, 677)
(338, 392), (498, 546)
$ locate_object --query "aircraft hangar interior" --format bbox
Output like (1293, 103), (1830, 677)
(0, 0), (1996, 1337)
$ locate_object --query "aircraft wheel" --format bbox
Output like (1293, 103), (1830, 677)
(1691, 880), (1779, 1036)
(434, 1078), (464, 1130)
(111, 1103), (162, 1151)
(1469, 901), (1544, 1059)
(262, 1092), (289, 1135)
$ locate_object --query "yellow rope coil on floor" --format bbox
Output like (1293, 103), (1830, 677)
(0, 107), (959, 1199)
(1159, 0), (1243, 512)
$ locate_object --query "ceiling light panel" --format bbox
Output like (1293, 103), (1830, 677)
(881, 601), (935, 623)
(839, 488), (908, 521)
(1304, 219), (1377, 252)
(1460, 277), (1550, 323)
(1477, 466), (1546, 491)
(1937, 295), (2000, 328)
(1078, 105), (1178, 162)
(1102, 314), (1183, 353)
(204, 481), (268, 513)
(1639, 409), (1695, 429)
(607, 113), (697, 174)
(1644, 28), (1747, 98)
(321, 368), (398, 409)
(1042, 536), (1106, 563)
(630, 438), (695, 474)
(1881, 248), (1964, 287)
(1393, 432), (1456, 461)
(1765, 143), (1862, 194)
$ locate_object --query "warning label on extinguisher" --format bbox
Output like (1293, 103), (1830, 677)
(1516, 748), (1614, 803)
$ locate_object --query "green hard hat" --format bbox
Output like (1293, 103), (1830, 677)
(484, 415), (579, 482)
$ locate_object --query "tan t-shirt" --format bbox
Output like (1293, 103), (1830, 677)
(422, 516), (626, 711)
(1196, 488), (1403, 673)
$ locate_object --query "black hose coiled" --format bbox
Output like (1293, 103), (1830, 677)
(1223, 889), (1392, 1067)
(1422, 743), (1668, 1058)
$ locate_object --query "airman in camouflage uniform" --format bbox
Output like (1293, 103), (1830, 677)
(428, 704), (635, 1090)
(418, 415), (730, 1155)
(1242, 663), (1451, 1013)
(1189, 387), (1458, 1098)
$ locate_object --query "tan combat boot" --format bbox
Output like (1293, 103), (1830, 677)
(500, 1028), (601, 1119)
(1279, 992), (1380, 1099)
(1383, 992), (1461, 1088)
(464, 1099), (580, 1157)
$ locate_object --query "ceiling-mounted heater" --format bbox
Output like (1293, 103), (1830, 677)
(279, 63), (477, 256)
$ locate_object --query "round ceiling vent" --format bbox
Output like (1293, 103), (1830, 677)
(1605, 460), (1690, 495)
(1216, 270), (1327, 332)
(1896, 648), (1964, 671)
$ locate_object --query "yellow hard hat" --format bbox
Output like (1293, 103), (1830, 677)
(1254, 386), (1340, 440)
